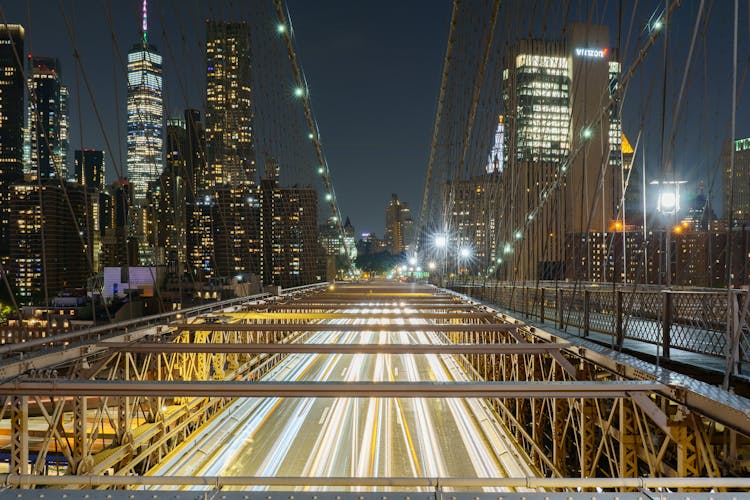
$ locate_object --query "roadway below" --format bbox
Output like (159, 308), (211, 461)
(149, 283), (537, 491)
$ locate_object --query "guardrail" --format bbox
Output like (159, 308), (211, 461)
(449, 280), (749, 383)
(0, 282), (328, 360)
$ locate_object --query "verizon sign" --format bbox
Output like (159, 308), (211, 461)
(575, 47), (608, 58)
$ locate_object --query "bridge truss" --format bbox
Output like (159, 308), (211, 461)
(1, 282), (749, 495)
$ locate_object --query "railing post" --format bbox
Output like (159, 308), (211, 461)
(615, 290), (623, 348)
(662, 291), (672, 360)
(523, 286), (528, 317)
(724, 289), (742, 390)
(540, 288), (545, 324)
(557, 288), (564, 330)
(583, 290), (590, 337)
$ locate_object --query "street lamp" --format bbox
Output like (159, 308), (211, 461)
(431, 232), (449, 286)
(650, 179), (687, 286)
(457, 246), (473, 276)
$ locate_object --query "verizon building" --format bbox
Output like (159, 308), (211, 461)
(500, 23), (621, 280)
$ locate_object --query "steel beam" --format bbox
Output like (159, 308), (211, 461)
(4, 474), (750, 489)
(98, 342), (571, 354)
(173, 323), (519, 332)
(226, 312), (495, 320)
(0, 380), (666, 398)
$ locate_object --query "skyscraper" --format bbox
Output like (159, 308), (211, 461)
(0, 24), (25, 258)
(9, 182), (91, 304)
(260, 163), (319, 287)
(205, 20), (255, 187)
(724, 138), (750, 225)
(499, 23), (618, 280)
(25, 56), (69, 180)
(127, 0), (163, 203)
(74, 149), (105, 190)
(201, 20), (260, 280)
(385, 194), (413, 255)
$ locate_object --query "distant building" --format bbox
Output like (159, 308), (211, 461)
(9, 182), (91, 304)
(152, 117), (188, 269)
(444, 173), (499, 272)
(499, 23), (621, 281)
(485, 115), (504, 174)
(127, 0), (163, 203)
(25, 56), (69, 181)
(357, 233), (387, 256)
(205, 20), (255, 187)
(74, 149), (105, 190)
(260, 162), (319, 287)
(319, 215), (356, 260)
(200, 21), (260, 281)
(385, 194), (413, 254)
(723, 138), (750, 225)
(100, 179), (139, 268)
(0, 24), (25, 259)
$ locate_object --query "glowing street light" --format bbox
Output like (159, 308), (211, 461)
(294, 86), (304, 98)
(433, 234), (448, 248)
(408, 256), (417, 266)
(459, 247), (472, 260)
(428, 261), (436, 270)
(277, 23), (287, 34)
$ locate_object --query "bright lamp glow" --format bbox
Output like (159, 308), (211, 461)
(428, 261), (436, 270)
(660, 191), (676, 210)
(277, 23), (287, 33)
(294, 87), (304, 97)
(408, 257), (417, 266)
(434, 234), (447, 248)
(459, 247), (472, 259)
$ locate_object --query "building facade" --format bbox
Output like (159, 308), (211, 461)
(25, 56), (69, 181)
(385, 194), (413, 255)
(260, 164), (319, 287)
(9, 182), (91, 304)
(126, 1), (163, 204)
(499, 23), (620, 281)
(0, 25), (25, 259)
(724, 137), (750, 225)
(74, 149), (105, 190)
(205, 20), (255, 187)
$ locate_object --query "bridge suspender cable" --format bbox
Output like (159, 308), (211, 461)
(415, 0), (460, 254)
(272, 0), (354, 274)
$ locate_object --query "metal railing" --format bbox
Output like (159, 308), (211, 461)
(450, 280), (749, 379)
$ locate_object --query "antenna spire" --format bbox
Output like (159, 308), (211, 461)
(142, 0), (148, 44)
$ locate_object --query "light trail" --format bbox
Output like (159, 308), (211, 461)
(148, 290), (539, 492)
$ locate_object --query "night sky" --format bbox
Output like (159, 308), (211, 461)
(1, 1), (747, 236)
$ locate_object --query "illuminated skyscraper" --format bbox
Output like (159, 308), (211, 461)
(0, 24), (24, 258)
(127, 0), (163, 203)
(205, 20), (255, 187)
(74, 149), (105, 190)
(486, 115), (504, 174)
(385, 194), (413, 255)
(500, 24), (618, 281)
(25, 57), (68, 180)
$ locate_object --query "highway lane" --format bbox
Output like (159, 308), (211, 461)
(150, 303), (537, 491)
